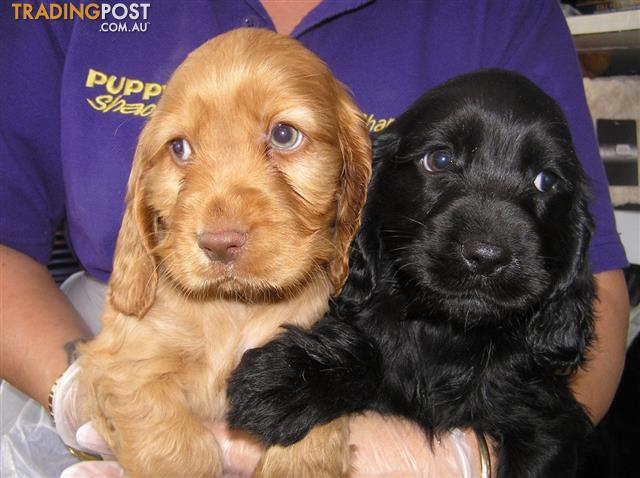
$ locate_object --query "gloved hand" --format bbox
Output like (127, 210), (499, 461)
(50, 362), (108, 459)
(348, 413), (491, 478)
(59, 410), (492, 477)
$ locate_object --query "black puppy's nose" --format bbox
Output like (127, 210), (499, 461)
(198, 230), (247, 264)
(461, 240), (511, 275)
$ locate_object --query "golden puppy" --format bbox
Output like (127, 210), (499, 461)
(78, 28), (371, 478)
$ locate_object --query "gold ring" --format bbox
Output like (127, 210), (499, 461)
(67, 447), (103, 461)
(475, 430), (491, 478)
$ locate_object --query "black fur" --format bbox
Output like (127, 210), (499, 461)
(228, 69), (596, 478)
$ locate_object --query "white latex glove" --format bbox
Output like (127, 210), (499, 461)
(59, 412), (492, 477)
(348, 413), (491, 478)
(51, 362), (107, 459)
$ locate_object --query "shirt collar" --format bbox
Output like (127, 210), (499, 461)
(244, 0), (374, 37)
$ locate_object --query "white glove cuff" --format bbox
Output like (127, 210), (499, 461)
(448, 428), (491, 478)
(50, 362), (85, 451)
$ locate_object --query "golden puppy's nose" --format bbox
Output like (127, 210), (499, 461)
(198, 230), (247, 263)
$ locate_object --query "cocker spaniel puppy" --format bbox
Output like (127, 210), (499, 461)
(78, 28), (371, 478)
(228, 69), (595, 478)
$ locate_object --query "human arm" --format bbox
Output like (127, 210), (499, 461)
(0, 245), (92, 408)
(572, 269), (630, 423)
(0, 0), (89, 409)
(0, 0), (83, 406)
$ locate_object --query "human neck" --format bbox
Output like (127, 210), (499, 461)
(260, 0), (322, 35)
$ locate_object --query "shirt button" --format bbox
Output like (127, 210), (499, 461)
(242, 16), (259, 28)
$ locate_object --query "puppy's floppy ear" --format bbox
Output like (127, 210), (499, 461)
(108, 122), (159, 318)
(336, 226), (381, 315)
(329, 92), (372, 294)
(526, 193), (595, 373)
(337, 130), (397, 314)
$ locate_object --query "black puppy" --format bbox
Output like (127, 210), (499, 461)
(228, 69), (595, 478)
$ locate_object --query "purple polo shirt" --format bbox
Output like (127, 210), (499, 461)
(0, 0), (628, 282)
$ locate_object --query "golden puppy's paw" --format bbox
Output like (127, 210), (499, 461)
(252, 418), (351, 478)
(100, 412), (222, 478)
(106, 417), (223, 478)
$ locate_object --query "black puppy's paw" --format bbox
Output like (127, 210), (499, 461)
(227, 334), (321, 446)
(228, 321), (379, 446)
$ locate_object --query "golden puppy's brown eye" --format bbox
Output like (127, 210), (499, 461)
(170, 138), (192, 163)
(269, 123), (303, 151)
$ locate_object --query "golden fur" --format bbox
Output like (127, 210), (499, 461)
(78, 28), (371, 477)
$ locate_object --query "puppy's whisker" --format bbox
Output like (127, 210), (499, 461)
(385, 234), (414, 241)
(390, 260), (423, 284)
(402, 216), (427, 228)
(389, 246), (414, 254)
(151, 250), (177, 282)
(394, 261), (421, 272)
(381, 228), (412, 235)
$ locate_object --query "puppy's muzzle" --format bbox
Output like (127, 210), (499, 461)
(198, 230), (248, 263)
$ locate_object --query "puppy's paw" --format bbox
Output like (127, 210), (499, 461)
(227, 335), (319, 446)
(108, 416), (223, 478)
(228, 322), (378, 446)
(252, 417), (351, 478)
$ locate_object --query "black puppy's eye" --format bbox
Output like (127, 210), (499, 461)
(534, 170), (559, 192)
(421, 150), (454, 173)
(170, 138), (192, 163)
